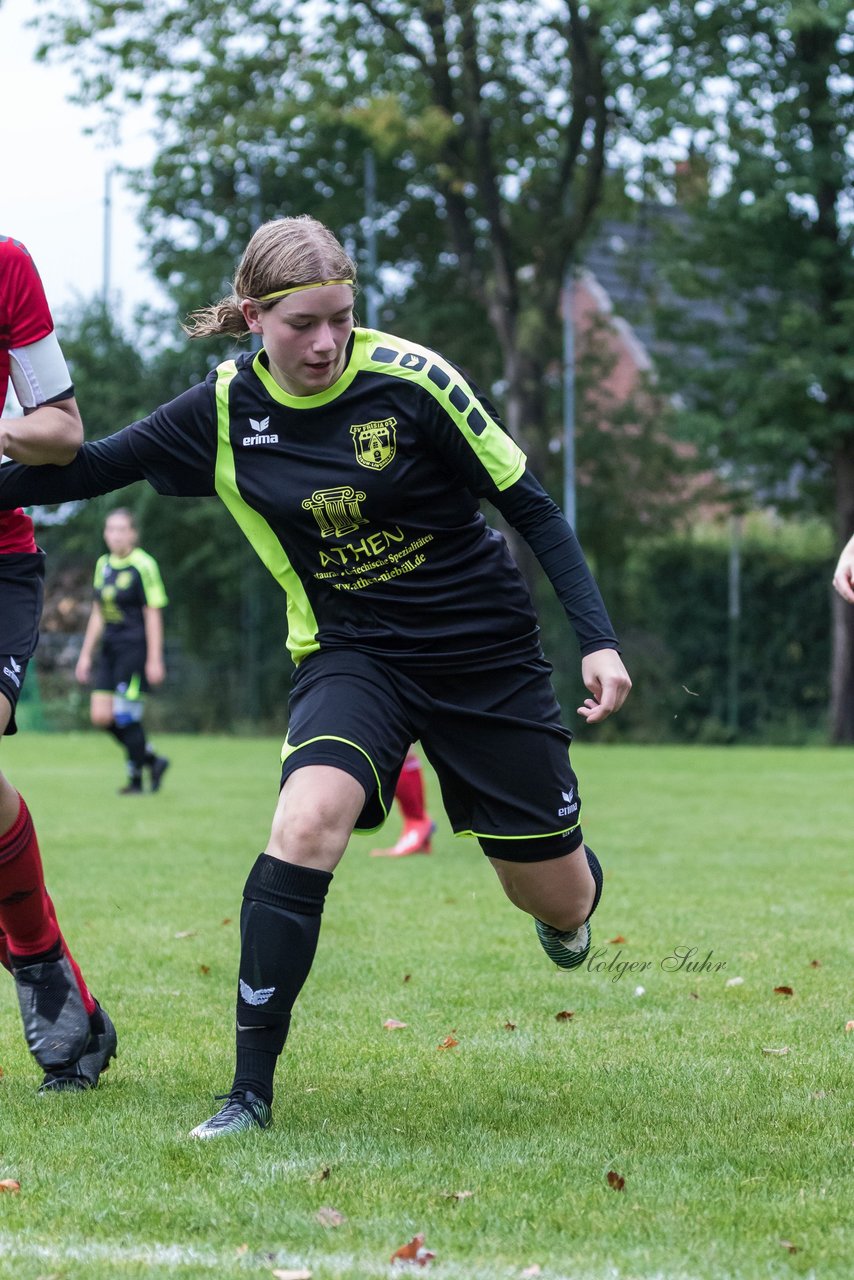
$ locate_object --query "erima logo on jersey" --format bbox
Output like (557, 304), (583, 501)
(241, 416), (279, 446)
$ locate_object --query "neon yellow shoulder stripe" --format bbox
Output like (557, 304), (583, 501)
(212, 360), (320, 664)
(360, 329), (526, 492)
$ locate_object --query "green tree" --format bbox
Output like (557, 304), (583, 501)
(616, 1), (854, 739)
(35, 0), (664, 467)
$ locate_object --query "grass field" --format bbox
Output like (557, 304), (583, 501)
(0, 733), (851, 1280)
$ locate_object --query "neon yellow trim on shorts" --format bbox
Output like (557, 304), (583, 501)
(125, 673), (143, 702)
(280, 733), (389, 832)
(454, 824), (581, 841)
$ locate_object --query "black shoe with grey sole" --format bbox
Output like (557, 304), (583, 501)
(39, 1003), (118, 1093)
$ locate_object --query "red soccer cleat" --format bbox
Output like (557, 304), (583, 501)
(370, 818), (435, 858)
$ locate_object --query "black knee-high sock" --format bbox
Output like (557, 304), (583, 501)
(585, 845), (603, 918)
(107, 722), (148, 772)
(232, 854), (333, 1104)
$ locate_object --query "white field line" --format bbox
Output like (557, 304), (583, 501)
(0, 1233), (747, 1280)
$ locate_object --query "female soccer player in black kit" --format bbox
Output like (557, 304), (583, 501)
(76, 508), (170, 795)
(0, 216), (631, 1138)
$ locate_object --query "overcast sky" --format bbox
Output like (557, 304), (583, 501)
(1, 0), (161, 322)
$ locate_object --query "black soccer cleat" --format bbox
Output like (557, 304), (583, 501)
(39, 1002), (118, 1093)
(189, 1089), (272, 1139)
(13, 953), (91, 1071)
(148, 755), (170, 793)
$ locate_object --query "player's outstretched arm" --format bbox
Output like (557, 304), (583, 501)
(832, 534), (854, 605)
(1, 395), (83, 465)
(0, 430), (145, 507)
(578, 649), (633, 723)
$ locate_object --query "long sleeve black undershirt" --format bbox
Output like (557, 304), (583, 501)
(493, 470), (619, 657)
(0, 434), (619, 657)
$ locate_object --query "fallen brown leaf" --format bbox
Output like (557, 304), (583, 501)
(0, 1065), (3, 1077)
(403, 973), (412, 983)
(689, 992), (700, 1000)
(773, 986), (794, 997)
(606, 1170), (625, 1191)
(555, 1010), (575, 1022)
(199, 964), (210, 976)
(608, 935), (627, 944)
(779, 1239), (799, 1254)
(383, 1019), (408, 1030)
(315, 1206), (346, 1227)
(221, 918), (232, 926)
(310, 1166), (331, 1182)
(809, 959), (821, 968)
(391, 1232), (436, 1265)
(0, 1180), (20, 1193)
(437, 1035), (459, 1050)
(504, 1022), (517, 1031)
(443, 1189), (473, 1201)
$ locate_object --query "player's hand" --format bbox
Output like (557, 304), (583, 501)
(578, 649), (632, 724)
(832, 542), (854, 604)
(146, 657), (166, 686)
(75, 654), (91, 684)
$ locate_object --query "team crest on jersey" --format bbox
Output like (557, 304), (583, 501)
(350, 417), (397, 471)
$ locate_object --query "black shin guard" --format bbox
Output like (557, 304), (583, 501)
(233, 854), (333, 1102)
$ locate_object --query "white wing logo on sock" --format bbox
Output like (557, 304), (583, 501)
(239, 978), (276, 1006)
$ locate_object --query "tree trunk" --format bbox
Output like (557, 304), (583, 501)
(830, 437), (854, 743)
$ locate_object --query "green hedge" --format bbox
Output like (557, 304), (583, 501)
(538, 522), (834, 744)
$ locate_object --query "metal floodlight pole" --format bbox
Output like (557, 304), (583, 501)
(727, 513), (742, 737)
(562, 264), (576, 529)
(102, 167), (113, 306)
(364, 149), (380, 330)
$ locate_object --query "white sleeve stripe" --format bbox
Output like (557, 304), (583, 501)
(8, 331), (73, 409)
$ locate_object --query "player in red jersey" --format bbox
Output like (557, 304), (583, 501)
(0, 235), (116, 1091)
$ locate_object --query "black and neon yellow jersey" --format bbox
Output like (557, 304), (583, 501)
(94, 548), (168, 642)
(0, 327), (618, 670)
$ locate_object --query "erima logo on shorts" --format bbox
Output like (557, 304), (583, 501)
(558, 786), (578, 818)
(242, 416), (279, 446)
(2, 657), (21, 689)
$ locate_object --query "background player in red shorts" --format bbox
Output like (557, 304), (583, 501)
(0, 234), (116, 1091)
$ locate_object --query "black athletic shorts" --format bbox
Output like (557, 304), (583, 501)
(92, 632), (148, 700)
(280, 649), (584, 862)
(0, 551), (45, 735)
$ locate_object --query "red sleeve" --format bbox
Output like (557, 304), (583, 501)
(1, 237), (55, 349)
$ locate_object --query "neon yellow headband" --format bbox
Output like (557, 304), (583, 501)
(257, 278), (355, 302)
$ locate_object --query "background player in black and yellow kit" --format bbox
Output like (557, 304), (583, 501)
(0, 216), (631, 1137)
(76, 508), (170, 794)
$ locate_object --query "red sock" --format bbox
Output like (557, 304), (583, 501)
(395, 753), (426, 823)
(0, 796), (95, 1013)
